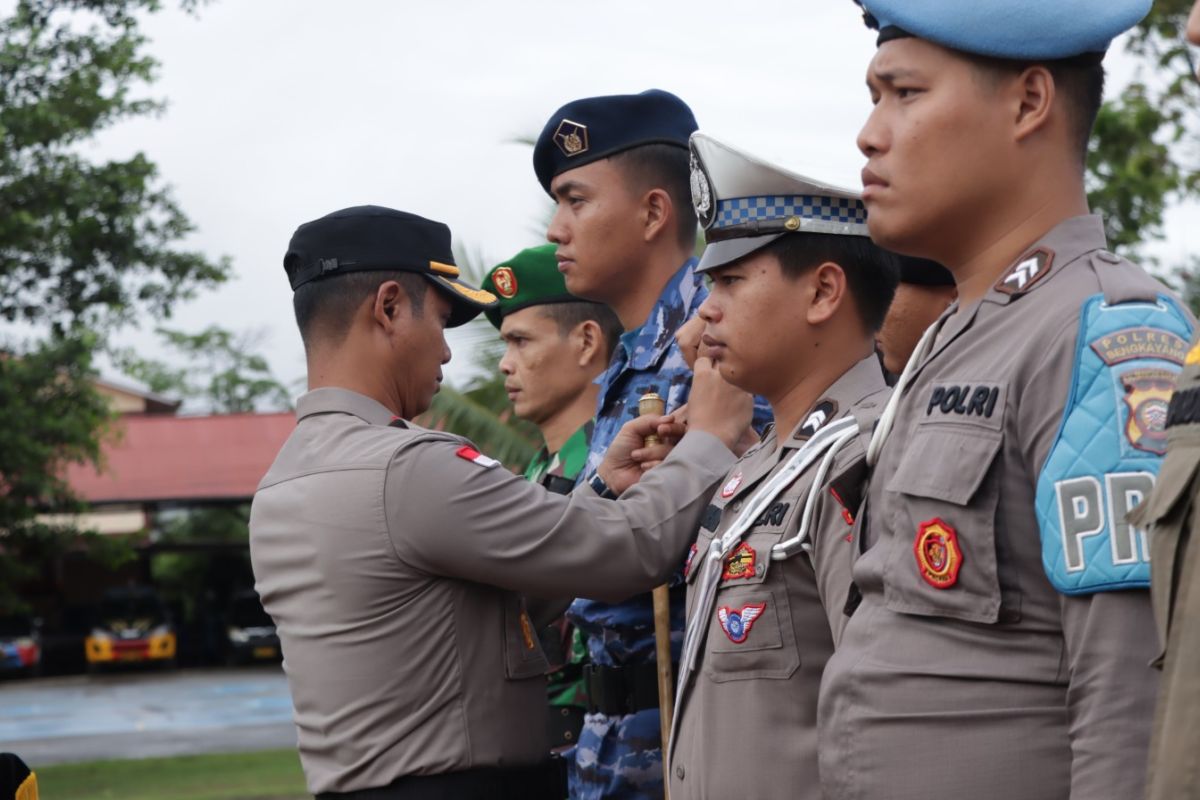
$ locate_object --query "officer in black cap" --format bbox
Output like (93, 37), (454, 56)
(875, 255), (956, 380)
(249, 205), (754, 798)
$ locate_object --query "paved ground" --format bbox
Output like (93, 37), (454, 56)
(0, 666), (296, 766)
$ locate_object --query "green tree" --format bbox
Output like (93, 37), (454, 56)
(1088, 0), (1199, 264)
(114, 325), (292, 413)
(0, 0), (226, 333)
(0, 334), (133, 612)
(0, 0), (227, 609)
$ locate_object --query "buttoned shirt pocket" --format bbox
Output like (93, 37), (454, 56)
(502, 593), (549, 680)
(703, 532), (799, 683)
(883, 425), (1004, 624)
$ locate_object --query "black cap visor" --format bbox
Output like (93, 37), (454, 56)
(423, 265), (498, 327)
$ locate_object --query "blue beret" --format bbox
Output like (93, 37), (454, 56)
(533, 89), (698, 194)
(858, 0), (1151, 60)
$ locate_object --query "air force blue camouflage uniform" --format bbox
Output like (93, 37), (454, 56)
(532, 88), (769, 798)
(569, 259), (771, 798)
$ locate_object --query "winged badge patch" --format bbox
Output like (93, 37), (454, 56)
(717, 602), (766, 644)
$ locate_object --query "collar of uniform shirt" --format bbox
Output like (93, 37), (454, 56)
(296, 387), (394, 426)
(620, 258), (703, 372)
(980, 214), (1106, 308)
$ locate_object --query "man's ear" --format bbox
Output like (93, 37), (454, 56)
(641, 188), (673, 244)
(805, 262), (847, 326)
(573, 319), (604, 369)
(372, 280), (405, 331)
(1012, 65), (1055, 144)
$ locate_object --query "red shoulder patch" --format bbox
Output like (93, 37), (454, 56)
(456, 446), (499, 468)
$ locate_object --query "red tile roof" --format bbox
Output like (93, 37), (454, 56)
(66, 412), (295, 504)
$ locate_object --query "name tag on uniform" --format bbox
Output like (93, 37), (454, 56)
(921, 381), (1006, 431)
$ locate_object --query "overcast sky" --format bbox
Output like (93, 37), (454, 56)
(74, 0), (1199, 396)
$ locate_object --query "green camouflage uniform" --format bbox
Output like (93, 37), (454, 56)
(525, 420), (594, 713)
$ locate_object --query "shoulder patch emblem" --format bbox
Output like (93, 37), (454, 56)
(914, 518), (963, 589)
(492, 266), (518, 299)
(456, 445), (500, 468)
(553, 119), (589, 157)
(1188, 339), (1200, 366)
(716, 602), (766, 644)
(995, 247), (1053, 296)
(1121, 368), (1174, 454)
(1090, 327), (1188, 367)
(798, 400), (837, 439)
(721, 542), (757, 582)
(720, 472), (743, 498)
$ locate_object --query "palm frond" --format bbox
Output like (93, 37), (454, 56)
(418, 385), (541, 469)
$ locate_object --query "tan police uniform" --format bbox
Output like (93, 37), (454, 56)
(819, 215), (1195, 800)
(669, 354), (887, 800)
(1129, 332), (1200, 800)
(249, 388), (735, 795)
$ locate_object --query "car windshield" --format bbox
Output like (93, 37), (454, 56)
(230, 596), (273, 628)
(0, 615), (30, 637)
(99, 595), (163, 622)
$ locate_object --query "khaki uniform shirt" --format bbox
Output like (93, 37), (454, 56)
(249, 388), (735, 795)
(1130, 331), (1200, 800)
(670, 355), (888, 800)
(820, 216), (1193, 800)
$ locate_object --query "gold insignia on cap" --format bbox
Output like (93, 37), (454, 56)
(440, 279), (497, 305)
(429, 261), (461, 277)
(554, 119), (589, 157)
(492, 266), (518, 299)
(784, 216), (801, 232)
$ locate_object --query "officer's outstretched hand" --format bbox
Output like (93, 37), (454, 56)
(687, 356), (754, 453)
(598, 413), (681, 494)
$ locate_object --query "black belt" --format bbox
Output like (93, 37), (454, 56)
(548, 704), (586, 749)
(583, 662), (674, 717)
(315, 759), (566, 800)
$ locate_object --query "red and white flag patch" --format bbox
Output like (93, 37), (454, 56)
(456, 446), (499, 469)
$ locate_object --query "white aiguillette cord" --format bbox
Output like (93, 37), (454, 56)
(667, 416), (858, 760)
(866, 319), (940, 468)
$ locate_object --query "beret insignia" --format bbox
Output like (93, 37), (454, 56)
(491, 266), (518, 299)
(553, 119), (589, 157)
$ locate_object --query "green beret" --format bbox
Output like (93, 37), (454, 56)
(481, 245), (579, 329)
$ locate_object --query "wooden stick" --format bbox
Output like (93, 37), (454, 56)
(638, 391), (674, 798)
(652, 583), (675, 797)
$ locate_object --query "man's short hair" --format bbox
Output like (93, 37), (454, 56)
(536, 301), (623, 361)
(611, 143), (698, 248)
(969, 54), (1105, 163)
(293, 271), (427, 349)
(766, 233), (900, 332)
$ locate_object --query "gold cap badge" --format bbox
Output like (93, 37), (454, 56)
(553, 119), (589, 157)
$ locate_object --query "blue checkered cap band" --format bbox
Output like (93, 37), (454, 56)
(714, 194), (869, 236)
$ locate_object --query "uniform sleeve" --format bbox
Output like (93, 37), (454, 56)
(384, 431), (735, 603)
(1020, 314), (1158, 800)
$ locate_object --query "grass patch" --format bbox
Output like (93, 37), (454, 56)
(34, 749), (307, 800)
